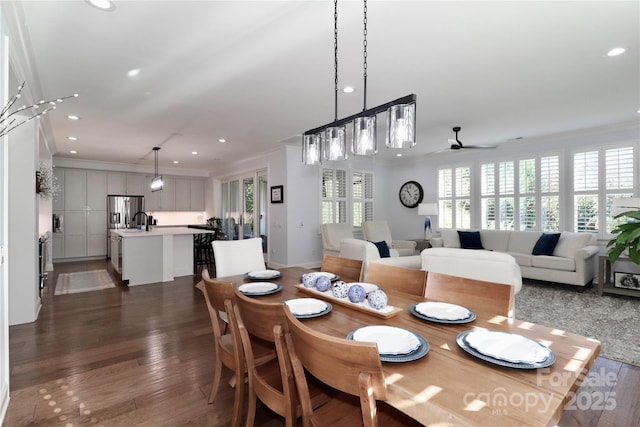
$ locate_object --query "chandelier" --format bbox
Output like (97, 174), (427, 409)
(150, 147), (163, 192)
(302, 0), (416, 164)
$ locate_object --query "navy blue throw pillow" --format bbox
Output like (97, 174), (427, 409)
(532, 233), (561, 256)
(457, 231), (484, 250)
(370, 240), (391, 258)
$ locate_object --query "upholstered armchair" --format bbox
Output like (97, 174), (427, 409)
(321, 223), (355, 256)
(362, 220), (417, 257)
(339, 238), (399, 278)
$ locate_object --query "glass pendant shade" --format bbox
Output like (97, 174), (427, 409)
(351, 115), (377, 156)
(322, 125), (347, 161)
(387, 102), (416, 148)
(302, 134), (321, 165)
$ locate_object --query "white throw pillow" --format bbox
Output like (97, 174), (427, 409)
(553, 232), (593, 259)
(440, 229), (461, 248)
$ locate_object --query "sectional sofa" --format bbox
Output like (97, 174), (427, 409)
(430, 229), (599, 289)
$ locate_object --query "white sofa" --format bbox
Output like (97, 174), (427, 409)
(430, 229), (599, 289)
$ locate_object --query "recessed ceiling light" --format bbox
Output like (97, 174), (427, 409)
(191, 151), (198, 155)
(127, 68), (141, 77)
(67, 136), (78, 141)
(607, 47), (626, 57)
(67, 115), (80, 120)
(85, 0), (116, 11)
(69, 150), (77, 154)
(396, 153), (402, 157)
(342, 86), (355, 94)
(218, 138), (227, 143)
(173, 160), (179, 164)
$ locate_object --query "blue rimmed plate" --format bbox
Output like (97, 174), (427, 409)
(285, 298), (333, 319)
(245, 269), (282, 281)
(410, 302), (476, 324)
(347, 327), (429, 363)
(456, 330), (556, 369)
(237, 282), (282, 296)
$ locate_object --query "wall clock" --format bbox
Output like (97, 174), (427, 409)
(399, 181), (424, 208)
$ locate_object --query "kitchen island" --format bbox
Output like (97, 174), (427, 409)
(110, 227), (215, 286)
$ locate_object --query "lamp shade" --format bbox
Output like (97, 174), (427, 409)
(418, 203), (438, 216)
(302, 133), (321, 165)
(351, 115), (377, 156)
(322, 125), (347, 161)
(386, 102), (416, 149)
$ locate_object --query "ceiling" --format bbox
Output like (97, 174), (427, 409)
(3, 1), (639, 173)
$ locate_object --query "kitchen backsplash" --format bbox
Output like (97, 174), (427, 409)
(148, 211), (207, 226)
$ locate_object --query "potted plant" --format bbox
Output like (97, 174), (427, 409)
(607, 210), (640, 265)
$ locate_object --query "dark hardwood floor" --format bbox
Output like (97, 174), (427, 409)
(3, 260), (639, 426)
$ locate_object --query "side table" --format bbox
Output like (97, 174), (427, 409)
(410, 239), (432, 253)
(597, 255), (640, 298)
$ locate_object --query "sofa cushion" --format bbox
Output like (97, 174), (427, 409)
(531, 255), (576, 272)
(370, 240), (390, 258)
(480, 230), (511, 251)
(440, 229), (461, 248)
(458, 231), (484, 249)
(507, 251), (534, 267)
(553, 232), (594, 259)
(532, 233), (561, 256)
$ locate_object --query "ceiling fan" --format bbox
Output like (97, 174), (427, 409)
(448, 126), (497, 150)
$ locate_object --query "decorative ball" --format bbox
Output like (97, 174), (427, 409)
(348, 284), (366, 303)
(367, 289), (388, 310)
(332, 280), (349, 298)
(302, 273), (317, 288)
(315, 275), (332, 292)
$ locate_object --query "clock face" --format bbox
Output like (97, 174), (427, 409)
(399, 181), (424, 208)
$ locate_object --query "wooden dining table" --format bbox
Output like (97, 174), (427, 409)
(220, 266), (601, 426)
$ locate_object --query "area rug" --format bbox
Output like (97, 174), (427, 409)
(515, 280), (640, 366)
(54, 269), (116, 295)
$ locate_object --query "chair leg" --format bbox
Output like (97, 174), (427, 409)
(208, 357), (223, 404)
(231, 370), (245, 427)
(244, 382), (257, 427)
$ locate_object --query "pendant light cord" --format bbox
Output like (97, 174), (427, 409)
(362, 0), (368, 111)
(334, 0), (339, 122)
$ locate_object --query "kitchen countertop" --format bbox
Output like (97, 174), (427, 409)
(110, 227), (215, 238)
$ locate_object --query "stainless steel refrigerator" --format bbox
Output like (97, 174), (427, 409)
(107, 195), (145, 258)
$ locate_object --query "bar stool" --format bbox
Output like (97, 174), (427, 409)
(194, 233), (216, 277)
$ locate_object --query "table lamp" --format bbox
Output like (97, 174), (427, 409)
(418, 203), (438, 240)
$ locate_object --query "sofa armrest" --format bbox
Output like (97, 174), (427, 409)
(575, 245), (599, 261)
(430, 237), (444, 247)
(574, 245), (599, 286)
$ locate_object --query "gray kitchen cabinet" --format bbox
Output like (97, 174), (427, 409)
(159, 177), (175, 210)
(190, 179), (205, 211)
(86, 172), (107, 210)
(144, 175), (160, 211)
(64, 211), (86, 258)
(126, 174), (146, 196)
(107, 173), (126, 195)
(52, 234), (64, 260)
(64, 169), (87, 210)
(175, 178), (191, 210)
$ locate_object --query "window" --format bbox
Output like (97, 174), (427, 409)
(438, 166), (470, 229)
(479, 155), (559, 231)
(572, 146), (635, 235)
(321, 167), (373, 227)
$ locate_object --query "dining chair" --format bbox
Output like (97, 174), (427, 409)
(212, 237), (266, 278)
(320, 254), (364, 282)
(280, 309), (420, 427)
(232, 289), (333, 427)
(363, 262), (427, 296)
(196, 274), (274, 427)
(425, 271), (515, 318)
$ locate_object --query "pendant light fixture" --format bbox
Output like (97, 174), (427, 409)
(322, 0), (347, 162)
(151, 147), (163, 192)
(302, 0), (417, 164)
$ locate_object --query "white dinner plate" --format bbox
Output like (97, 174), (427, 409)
(464, 330), (552, 364)
(414, 302), (472, 321)
(285, 298), (332, 318)
(246, 269), (281, 280)
(237, 282), (282, 295)
(351, 325), (421, 355)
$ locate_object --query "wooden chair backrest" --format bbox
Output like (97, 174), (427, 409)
(425, 271), (515, 318)
(198, 271), (236, 314)
(364, 263), (427, 296)
(233, 288), (287, 343)
(283, 308), (387, 406)
(321, 255), (364, 283)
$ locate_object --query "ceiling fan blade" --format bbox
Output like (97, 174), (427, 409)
(464, 144), (497, 149)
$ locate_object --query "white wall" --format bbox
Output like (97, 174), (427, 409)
(7, 116), (39, 326)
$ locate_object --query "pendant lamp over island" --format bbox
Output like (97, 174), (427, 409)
(302, 0), (416, 164)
